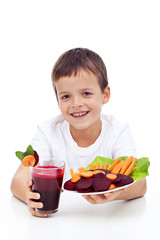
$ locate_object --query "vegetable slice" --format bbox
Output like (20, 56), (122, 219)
(80, 171), (94, 178)
(108, 158), (120, 171)
(22, 155), (36, 167)
(108, 184), (116, 190)
(103, 162), (109, 169)
(70, 168), (75, 178)
(124, 158), (137, 175)
(106, 174), (117, 180)
(71, 172), (81, 183)
(93, 170), (105, 175)
(90, 163), (95, 170)
(120, 156), (133, 174)
(78, 167), (86, 174)
(96, 161), (100, 169)
(111, 160), (124, 174)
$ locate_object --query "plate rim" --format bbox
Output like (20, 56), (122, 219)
(63, 180), (136, 195)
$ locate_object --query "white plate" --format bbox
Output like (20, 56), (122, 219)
(64, 181), (136, 195)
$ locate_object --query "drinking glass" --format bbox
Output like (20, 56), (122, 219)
(31, 159), (65, 214)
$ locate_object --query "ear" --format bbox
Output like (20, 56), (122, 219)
(102, 86), (110, 104)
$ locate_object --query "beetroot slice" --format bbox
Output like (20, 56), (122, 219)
(93, 173), (106, 178)
(63, 179), (76, 191)
(92, 175), (112, 192)
(114, 174), (134, 187)
(99, 169), (111, 174)
(33, 150), (39, 166)
(75, 187), (92, 193)
(76, 177), (93, 190)
(112, 174), (121, 183)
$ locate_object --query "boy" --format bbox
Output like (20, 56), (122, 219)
(11, 48), (146, 217)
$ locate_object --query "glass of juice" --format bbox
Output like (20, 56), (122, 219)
(30, 159), (65, 214)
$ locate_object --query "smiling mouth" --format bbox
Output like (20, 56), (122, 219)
(71, 111), (89, 118)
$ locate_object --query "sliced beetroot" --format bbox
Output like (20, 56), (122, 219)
(92, 175), (112, 192)
(76, 177), (93, 190)
(114, 174), (134, 187)
(63, 179), (76, 191)
(112, 174), (121, 183)
(93, 173), (106, 178)
(33, 150), (39, 166)
(75, 187), (92, 193)
(99, 169), (111, 175)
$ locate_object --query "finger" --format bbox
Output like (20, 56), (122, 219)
(26, 179), (33, 190)
(26, 191), (40, 202)
(82, 195), (97, 204)
(27, 199), (43, 209)
(104, 190), (122, 201)
(88, 194), (108, 204)
(103, 193), (112, 201)
(123, 187), (128, 192)
(28, 206), (48, 218)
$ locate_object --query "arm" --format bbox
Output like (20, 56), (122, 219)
(83, 178), (146, 204)
(10, 163), (31, 203)
(10, 163), (48, 217)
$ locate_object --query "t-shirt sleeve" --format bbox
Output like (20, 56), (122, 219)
(30, 125), (52, 164)
(112, 124), (137, 159)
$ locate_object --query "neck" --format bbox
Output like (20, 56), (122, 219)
(69, 119), (102, 147)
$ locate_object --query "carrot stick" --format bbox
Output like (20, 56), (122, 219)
(96, 162), (100, 169)
(71, 172), (81, 182)
(78, 167), (86, 174)
(108, 158), (120, 171)
(70, 168), (74, 178)
(119, 156), (133, 174)
(99, 164), (103, 169)
(111, 161), (124, 174)
(108, 184), (116, 190)
(124, 158), (137, 175)
(103, 162), (109, 169)
(90, 163), (95, 170)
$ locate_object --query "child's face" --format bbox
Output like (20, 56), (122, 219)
(55, 70), (110, 132)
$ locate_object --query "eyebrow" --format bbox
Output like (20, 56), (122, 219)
(58, 91), (69, 96)
(58, 88), (94, 96)
(81, 88), (94, 91)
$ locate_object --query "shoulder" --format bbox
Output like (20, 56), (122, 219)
(101, 114), (133, 143)
(38, 114), (66, 130)
(101, 114), (136, 158)
(35, 114), (68, 139)
(101, 114), (128, 132)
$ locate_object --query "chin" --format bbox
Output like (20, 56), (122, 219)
(70, 123), (90, 131)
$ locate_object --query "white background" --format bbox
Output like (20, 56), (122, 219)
(0, 0), (159, 198)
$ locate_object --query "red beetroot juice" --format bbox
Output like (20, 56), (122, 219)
(31, 165), (65, 214)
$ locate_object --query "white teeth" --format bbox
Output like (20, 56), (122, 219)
(72, 112), (88, 117)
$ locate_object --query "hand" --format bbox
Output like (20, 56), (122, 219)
(26, 180), (48, 217)
(82, 188), (127, 204)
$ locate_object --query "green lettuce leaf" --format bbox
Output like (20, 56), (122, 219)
(15, 145), (34, 161)
(85, 156), (114, 170)
(129, 157), (150, 180)
(15, 151), (24, 160)
(85, 156), (150, 181)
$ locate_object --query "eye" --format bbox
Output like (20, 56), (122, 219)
(83, 92), (92, 96)
(61, 95), (70, 100)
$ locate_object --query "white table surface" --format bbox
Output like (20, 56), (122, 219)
(1, 185), (160, 240)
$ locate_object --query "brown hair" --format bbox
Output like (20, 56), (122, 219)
(51, 48), (108, 98)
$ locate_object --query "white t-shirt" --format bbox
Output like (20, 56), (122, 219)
(31, 114), (136, 181)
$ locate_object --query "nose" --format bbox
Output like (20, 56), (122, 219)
(72, 96), (83, 108)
